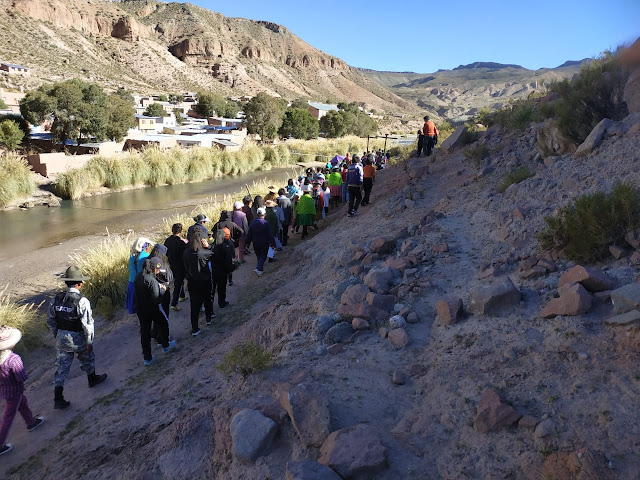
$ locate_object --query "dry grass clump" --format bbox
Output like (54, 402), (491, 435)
(0, 153), (36, 207)
(216, 342), (273, 380)
(0, 286), (45, 353)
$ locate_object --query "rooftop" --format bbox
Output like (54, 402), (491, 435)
(308, 102), (339, 112)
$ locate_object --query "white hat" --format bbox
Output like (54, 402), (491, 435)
(0, 326), (22, 351)
(132, 237), (153, 253)
(233, 201), (243, 210)
(256, 207), (266, 216)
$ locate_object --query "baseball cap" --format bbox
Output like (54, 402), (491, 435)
(256, 207), (266, 216)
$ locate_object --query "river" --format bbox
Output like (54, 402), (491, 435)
(0, 167), (299, 261)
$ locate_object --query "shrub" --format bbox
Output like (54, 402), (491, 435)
(479, 98), (541, 131)
(463, 144), (490, 168)
(0, 286), (46, 353)
(498, 167), (534, 193)
(216, 342), (273, 379)
(0, 119), (24, 150)
(539, 183), (640, 262)
(0, 153), (36, 207)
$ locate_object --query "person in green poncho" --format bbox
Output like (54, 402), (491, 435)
(296, 185), (316, 239)
(328, 167), (343, 210)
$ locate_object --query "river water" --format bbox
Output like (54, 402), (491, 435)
(0, 167), (298, 261)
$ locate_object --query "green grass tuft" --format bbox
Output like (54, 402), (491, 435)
(498, 167), (534, 193)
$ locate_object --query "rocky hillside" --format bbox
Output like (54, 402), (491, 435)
(361, 61), (587, 121)
(0, 0), (414, 113)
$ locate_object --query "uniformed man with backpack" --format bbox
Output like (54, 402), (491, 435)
(46, 266), (107, 409)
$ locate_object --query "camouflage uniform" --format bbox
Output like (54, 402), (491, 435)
(46, 288), (95, 387)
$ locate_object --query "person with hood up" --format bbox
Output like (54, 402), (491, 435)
(245, 207), (275, 277)
(187, 214), (210, 242)
(0, 326), (45, 456)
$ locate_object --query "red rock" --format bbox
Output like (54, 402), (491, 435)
(480, 266), (498, 278)
(280, 382), (331, 447)
(365, 292), (395, 311)
(349, 265), (364, 276)
(540, 283), (593, 317)
(474, 389), (521, 433)
(370, 236), (395, 254)
(319, 424), (387, 478)
(468, 278), (521, 315)
(541, 448), (613, 480)
(537, 258), (557, 272)
(340, 284), (371, 305)
(352, 251), (366, 262)
(432, 243), (449, 253)
(398, 306), (411, 318)
(378, 327), (389, 338)
(337, 303), (387, 323)
(383, 257), (411, 272)
(518, 415), (538, 430)
(327, 343), (343, 355)
(518, 256), (539, 271)
(361, 253), (373, 265)
(629, 251), (640, 265)
(436, 297), (463, 325)
(406, 311), (419, 323)
(388, 328), (409, 348)
(558, 265), (616, 292)
(513, 206), (526, 220)
(609, 244), (627, 259)
(520, 265), (547, 279)
(352, 318), (370, 330)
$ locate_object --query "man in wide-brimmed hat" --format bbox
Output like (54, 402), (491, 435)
(46, 265), (107, 409)
(0, 326), (45, 456)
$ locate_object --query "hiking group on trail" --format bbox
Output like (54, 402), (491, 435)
(0, 150), (394, 457)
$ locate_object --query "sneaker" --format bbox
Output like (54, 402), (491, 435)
(351, 210), (358, 215)
(162, 340), (177, 354)
(254, 269), (262, 277)
(191, 329), (202, 336)
(0, 444), (13, 456)
(27, 416), (45, 432)
(347, 213), (353, 217)
(144, 357), (156, 367)
(220, 301), (230, 309)
(206, 318), (213, 326)
(228, 281), (233, 286)
(170, 305), (180, 311)
(178, 296), (187, 302)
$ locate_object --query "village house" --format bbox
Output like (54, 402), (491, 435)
(135, 114), (157, 133)
(0, 63), (30, 76)
(207, 117), (245, 129)
(0, 89), (24, 114)
(307, 101), (339, 120)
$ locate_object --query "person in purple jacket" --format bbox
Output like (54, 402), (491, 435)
(0, 326), (45, 456)
(346, 155), (363, 217)
(245, 207), (276, 277)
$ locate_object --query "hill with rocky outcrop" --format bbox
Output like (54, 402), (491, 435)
(0, 0), (414, 113)
(361, 61), (588, 121)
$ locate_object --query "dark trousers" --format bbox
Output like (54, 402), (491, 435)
(213, 275), (227, 308)
(254, 245), (268, 271)
(138, 309), (168, 361)
(0, 394), (35, 445)
(348, 186), (362, 213)
(424, 135), (435, 156)
(362, 178), (373, 205)
(189, 279), (213, 332)
(171, 271), (185, 306)
(280, 223), (290, 246)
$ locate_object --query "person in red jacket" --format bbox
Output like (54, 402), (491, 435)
(422, 116), (439, 157)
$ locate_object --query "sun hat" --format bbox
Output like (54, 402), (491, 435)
(132, 237), (153, 253)
(256, 207), (266, 217)
(194, 213), (210, 223)
(265, 200), (277, 207)
(233, 201), (243, 210)
(59, 265), (91, 282)
(0, 326), (22, 351)
(267, 186), (277, 193)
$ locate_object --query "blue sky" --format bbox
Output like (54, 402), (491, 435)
(186, 0), (639, 72)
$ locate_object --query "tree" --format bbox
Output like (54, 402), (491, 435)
(195, 91), (229, 117)
(173, 108), (184, 125)
(319, 110), (348, 138)
(0, 120), (24, 150)
(157, 94), (168, 102)
(113, 89), (134, 105)
(338, 101), (359, 114)
(168, 94), (181, 104)
(290, 97), (309, 110)
(0, 114), (30, 139)
(279, 108), (319, 139)
(244, 92), (285, 140)
(0, 98), (7, 110)
(143, 102), (168, 117)
(350, 111), (378, 137)
(20, 79), (109, 146)
(105, 94), (136, 141)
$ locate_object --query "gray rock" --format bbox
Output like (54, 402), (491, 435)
(230, 409), (277, 462)
(280, 382), (331, 447)
(441, 125), (467, 151)
(324, 322), (353, 345)
(393, 303), (405, 313)
(319, 424), (387, 478)
(534, 418), (556, 438)
(366, 292), (395, 311)
(340, 284), (371, 305)
(604, 309), (640, 326)
(313, 315), (336, 336)
(610, 283), (640, 313)
(286, 461), (341, 480)
(575, 118), (613, 157)
(468, 277), (521, 315)
(363, 267), (396, 293)
(389, 315), (406, 329)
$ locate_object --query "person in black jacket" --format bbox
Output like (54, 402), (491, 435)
(183, 229), (214, 336)
(416, 129), (424, 158)
(134, 257), (177, 366)
(164, 223), (188, 310)
(212, 211), (243, 286)
(211, 229), (235, 309)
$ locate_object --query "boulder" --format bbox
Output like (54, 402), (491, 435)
(534, 418), (556, 438)
(609, 244), (627, 259)
(383, 257), (412, 271)
(230, 409), (277, 462)
(624, 229), (640, 249)
(436, 297), (463, 325)
(474, 389), (521, 433)
(324, 322), (353, 344)
(319, 424), (387, 478)
(337, 303), (387, 323)
(389, 315), (406, 329)
(539, 283), (593, 318)
(280, 382), (331, 447)
(406, 158), (430, 179)
(392, 370), (406, 385)
(558, 265), (616, 292)
(541, 448), (613, 480)
(441, 125), (467, 151)
(537, 118), (577, 157)
(327, 343), (343, 355)
(365, 292), (395, 311)
(574, 118), (613, 157)
(378, 327), (389, 338)
(352, 318), (370, 330)
(610, 283), (640, 313)
(406, 311), (420, 323)
(518, 415), (538, 431)
(340, 284), (371, 305)
(312, 315), (337, 336)
(468, 278), (521, 315)
(604, 309), (640, 326)
(363, 267), (396, 293)
(286, 461), (341, 480)
(388, 328), (409, 348)
(370, 236), (395, 254)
